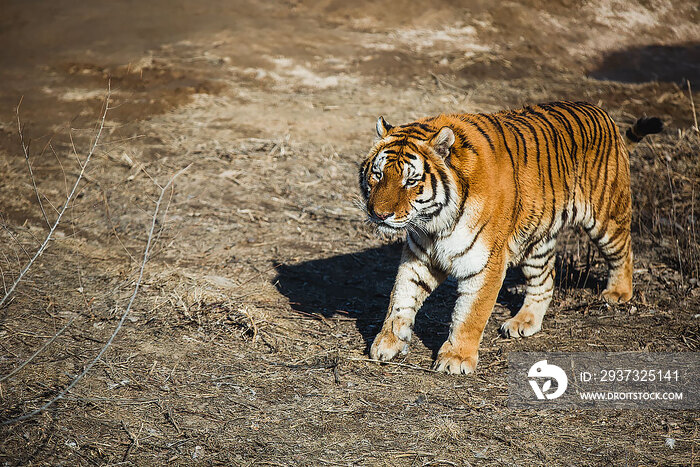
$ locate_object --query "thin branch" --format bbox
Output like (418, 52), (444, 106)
(429, 72), (473, 95)
(48, 142), (70, 199)
(347, 357), (438, 373)
(0, 264), (7, 295)
(689, 80), (699, 133)
(1, 164), (191, 426)
(0, 210), (43, 250)
(0, 217), (32, 259)
(16, 96), (51, 228)
(0, 250), (18, 280)
(0, 315), (76, 383)
(100, 188), (137, 265)
(40, 192), (60, 216)
(150, 182), (175, 254)
(0, 83), (111, 310)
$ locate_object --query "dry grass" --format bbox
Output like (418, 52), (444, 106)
(1, 1), (699, 465)
(633, 129), (700, 281)
(2, 124), (697, 464)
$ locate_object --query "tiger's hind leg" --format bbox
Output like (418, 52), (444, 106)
(588, 219), (634, 304)
(500, 238), (556, 338)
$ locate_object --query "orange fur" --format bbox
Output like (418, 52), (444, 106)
(359, 101), (661, 374)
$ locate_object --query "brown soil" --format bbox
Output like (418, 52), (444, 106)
(1, 1), (699, 465)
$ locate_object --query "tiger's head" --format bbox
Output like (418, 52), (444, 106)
(359, 116), (460, 235)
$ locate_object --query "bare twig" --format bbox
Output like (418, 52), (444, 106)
(0, 217), (32, 259)
(0, 83), (111, 310)
(1, 164), (190, 426)
(241, 308), (259, 343)
(348, 357), (438, 373)
(0, 315), (76, 383)
(0, 265), (6, 295)
(234, 264), (280, 290)
(100, 189), (137, 264)
(121, 420), (141, 461)
(689, 80), (699, 133)
(429, 72), (473, 95)
(48, 142), (70, 199)
(16, 96), (51, 228)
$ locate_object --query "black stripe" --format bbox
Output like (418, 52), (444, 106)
(512, 115), (541, 167)
(429, 172), (438, 194)
(596, 115), (620, 210)
(522, 264), (548, 280)
(453, 126), (477, 153)
(603, 248), (627, 264)
(410, 277), (432, 294)
(527, 108), (572, 201)
(586, 222), (607, 242)
(526, 270), (554, 287)
(509, 120), (529, 165)
(482, 113), (521, 227)
(575, 103), (604, 154)
(408, 232), (427, 257)
(507, 120), (522, 160)
(540, 104), (577, 154)
(559, 101), (593, 151)
(455, 264), (486, 282)
(525, 294), (553, 303)
(461, 116), (496, 152)
(533, 109), (559, 241)
(422, 203), (445, 218)
(586, 108), (613, 195)
(604, 226), (628, 246)
(482, 113), (516, 167)
(359, 161), (370, 198)
(451, 220), (489, 259)
(600, 235), (628, 259)
(529, 247), (555, 261)
(436, 166), (451, 208)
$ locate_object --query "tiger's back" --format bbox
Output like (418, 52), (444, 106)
(456, 101), (632, 270)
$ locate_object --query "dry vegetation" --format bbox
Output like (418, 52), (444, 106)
(1, 0), (699, 465)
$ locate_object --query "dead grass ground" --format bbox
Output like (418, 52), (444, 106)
(0, 1), (699, 465)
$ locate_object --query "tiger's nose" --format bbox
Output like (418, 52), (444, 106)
(371, 208), (392, 221)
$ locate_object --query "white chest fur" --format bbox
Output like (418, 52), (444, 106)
(434, 224), (490, 277)
(409, 199), (491, 278)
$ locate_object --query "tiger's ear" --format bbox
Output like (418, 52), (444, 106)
(432, 126), (455, 158)
(376, 116), (393, 138)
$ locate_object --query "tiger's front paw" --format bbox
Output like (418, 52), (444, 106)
(433, 340), (478, 375)
(499, 310), (542, 338)
(369, 318), (412, 361)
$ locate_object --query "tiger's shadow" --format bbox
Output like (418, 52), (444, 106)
(274, 243), (602, 355)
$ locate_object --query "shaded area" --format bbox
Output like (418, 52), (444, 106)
(275, 243), (407, 351)
(274, 244), (462, 354)
(274, 244), (605, 354)
(555, 254), (605, 295)
(589, 42), (700, 83)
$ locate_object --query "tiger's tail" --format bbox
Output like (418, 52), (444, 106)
(625, 116), (663, 149)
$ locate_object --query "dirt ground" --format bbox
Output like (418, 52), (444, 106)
(0, 0), (699, 465)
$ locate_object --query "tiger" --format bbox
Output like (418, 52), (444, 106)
(358, 101), (662, 374)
